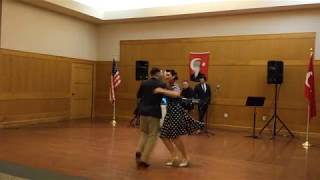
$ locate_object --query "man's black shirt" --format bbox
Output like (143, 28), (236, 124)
(137, 78), (166, 118)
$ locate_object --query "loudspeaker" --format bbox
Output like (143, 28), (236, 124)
(136, 61), (149, 80)
(267, 60), (283, 84)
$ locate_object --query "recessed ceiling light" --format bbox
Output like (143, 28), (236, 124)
(74, 0), (225, 12)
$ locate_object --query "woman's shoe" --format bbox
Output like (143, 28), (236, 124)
(178, 159), (189, 167)
(165, 159), (174, 166)
(165, 156), (179, 166)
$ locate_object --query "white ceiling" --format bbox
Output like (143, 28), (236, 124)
(73, 0), (225, 12)
(21, 0), (320, 23)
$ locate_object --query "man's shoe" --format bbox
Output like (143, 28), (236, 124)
(135, 152), (141, 161)
(137, 161), (150, 169)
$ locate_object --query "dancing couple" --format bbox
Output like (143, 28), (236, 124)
(135, 68), (203, 169)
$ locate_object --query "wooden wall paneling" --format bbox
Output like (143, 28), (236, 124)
(209, 65), (273, 104)
(0, 48), (94, 127)
(92, 63), (97, 118)
(102, 32), (319, 134)
(116, 99), (136, 118)
(7, 54), (71, 99)
(94, 62), (113, 117)
(0, 54), (11, 99)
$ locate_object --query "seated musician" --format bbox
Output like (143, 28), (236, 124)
(181, 80), (194, 113)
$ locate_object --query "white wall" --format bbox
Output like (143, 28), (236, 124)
(1, 0), (98, 60)
(98, 8), (320, 61)
(2, 0), (320, 61)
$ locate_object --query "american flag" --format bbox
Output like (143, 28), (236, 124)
(109, 59), (121, 103)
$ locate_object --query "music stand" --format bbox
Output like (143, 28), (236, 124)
(245, 97), (265, 138)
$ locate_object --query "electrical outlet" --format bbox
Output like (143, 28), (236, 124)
(262, 115), (267, 121)
(223, 113), (229, 118)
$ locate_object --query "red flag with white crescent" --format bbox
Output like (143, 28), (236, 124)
(189, 52), (209, 82)
(304, 52), (316, 120)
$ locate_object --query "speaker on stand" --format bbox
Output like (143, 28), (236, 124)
(267, 60), (283, 84)
(259, 60), (294, 138)
(136, 61), (149, 81)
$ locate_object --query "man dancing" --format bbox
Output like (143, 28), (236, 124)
(135, 67), (180, 169)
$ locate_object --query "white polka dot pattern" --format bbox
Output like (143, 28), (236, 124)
(160, 99), (204, 139)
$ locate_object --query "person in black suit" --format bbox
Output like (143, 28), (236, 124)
(194, 76), (211, 123)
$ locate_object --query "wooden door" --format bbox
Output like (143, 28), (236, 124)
(71, 63), (93, 119)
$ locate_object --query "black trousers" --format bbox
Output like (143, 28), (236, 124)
(198, 103), (208, 122)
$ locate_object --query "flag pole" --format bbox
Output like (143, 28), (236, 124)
(303, 48), (314, 149)
(302, 105), (311, 149)
(112, 100), (116, 127)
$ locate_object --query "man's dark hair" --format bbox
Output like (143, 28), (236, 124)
(199, 75), (207, 81)
(166, 69), (178, 80)
(150, 67), (161, 76)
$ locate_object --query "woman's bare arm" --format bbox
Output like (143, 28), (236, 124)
(154, 88), (180, 97)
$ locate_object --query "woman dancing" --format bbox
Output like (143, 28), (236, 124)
(160, 70), (203, 167)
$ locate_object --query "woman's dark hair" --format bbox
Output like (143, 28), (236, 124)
(166, 69), (178, 80)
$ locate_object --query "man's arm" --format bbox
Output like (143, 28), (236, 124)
(137, 84), (143, 99)
(206, 84), (211, 104)
(154, 87), (180, 98)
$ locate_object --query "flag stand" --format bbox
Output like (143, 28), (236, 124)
(109, 58), (121, 127)
(112, 101), (117, 127)
(303, 106), (311, 149)
(303, 49), (315, 149)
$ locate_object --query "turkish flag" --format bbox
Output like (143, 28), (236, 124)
(189, 52), (209, 82)
(304, 52), (316, 120)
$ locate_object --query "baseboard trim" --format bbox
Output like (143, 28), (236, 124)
(94, 115), (320, 138)
(0, 116), (68, 128)
(94, 114), (132, 121)
(211, 124), (320, 138)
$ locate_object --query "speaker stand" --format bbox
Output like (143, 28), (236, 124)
(259, 84), (294, 138)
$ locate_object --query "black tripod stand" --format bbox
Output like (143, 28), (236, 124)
(259, 84), (294, 138)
